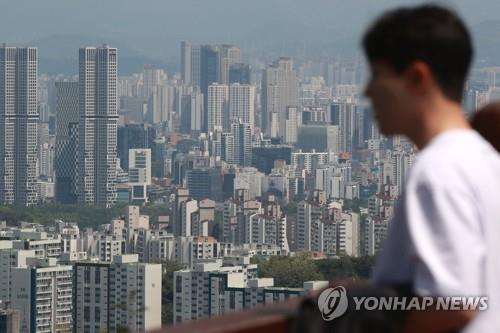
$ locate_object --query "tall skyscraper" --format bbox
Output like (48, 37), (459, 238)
(207, 84), (228, 133)
(217, 45), (241, 84)
(190, 45), (201, 87)
(261, 58), (298, 139)
(78, 46), (118, 207)
(37, 122), (55, 178)
(231, 119), (252, 167)
(0, 46), (39, 206)
(55, 81), (79, 204)
(284, 106), (299, 144)
(200, 45), (219, 110)
(229, 63), (251, 84)
(181, 41), (192, 84)
(229, 84), (255, 130)
(183, 43), (241, 89)
(331, 101), (358, 154)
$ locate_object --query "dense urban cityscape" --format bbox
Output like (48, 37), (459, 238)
(2, 2), (500, 333)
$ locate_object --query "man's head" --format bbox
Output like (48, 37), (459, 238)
(363, 5), (472, 135)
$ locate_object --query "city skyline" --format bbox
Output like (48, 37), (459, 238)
(1, 2), (500, 332)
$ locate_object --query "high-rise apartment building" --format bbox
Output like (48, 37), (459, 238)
(330, 101), (358, 154)
(55, 81), (79, 204)
(73, 255), (161, 333)
(231, 120), (252, 167)
(0, 241), (36, 304)
(246, 214), (289, 252)
(284, 106), (298, 144)
(183, 43), (241, 89)
(78, 46), (118, 207)
(173, 258), (326, 324)
(0, 46), (39, 206)
(221, 132), (236, 164)
(180, 87), (203, 134)
(261, 58), (298, 139)
(141, 65), (163, 98)
(11, 258), (73, 333)
(207, 83), (228, 133)
(181, 41), (192, 84)
(190, 45), (201, 87)
(147, 85), (171, 124)
(173, 258), (258, 324)
(229, 84), (255, 130)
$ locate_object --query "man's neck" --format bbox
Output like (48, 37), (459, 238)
(408, 99), (471, 150)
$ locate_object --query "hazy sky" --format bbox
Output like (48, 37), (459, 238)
(1, 0), (499, 60)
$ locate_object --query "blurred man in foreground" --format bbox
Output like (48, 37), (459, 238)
(363, 5), (500, 333)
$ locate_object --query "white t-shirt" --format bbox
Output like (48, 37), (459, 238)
(371, 129), (500, 332)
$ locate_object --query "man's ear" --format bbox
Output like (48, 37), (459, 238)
(403, 61), (434, 96)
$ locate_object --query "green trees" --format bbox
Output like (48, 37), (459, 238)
(253, 255), (376, 287)
(253, 253), (324, 288)
(0, 203), (170, 228)
(161, 260), (186, 325)
(0, 204), (125, 227)
(315, 256), (376, 281)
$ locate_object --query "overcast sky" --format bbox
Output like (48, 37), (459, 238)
(1, 0), (499, 60)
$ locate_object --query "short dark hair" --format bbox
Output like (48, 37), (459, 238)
(363, 4), (473, 102)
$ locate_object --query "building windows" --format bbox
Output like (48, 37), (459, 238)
(84, 268), (90, 283)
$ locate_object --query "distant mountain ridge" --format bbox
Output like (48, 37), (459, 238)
(472, 20), (500, 66)
(21, 19), (500, 75)
(24, 35), (174, 75)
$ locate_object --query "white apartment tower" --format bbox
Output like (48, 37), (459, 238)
(0, 241), (36, 304)
(78, 46), (118, 207)
(11, 258), (73, 333)
(181, 41), (192, 84)
(207, 83), (228, 133)
(74, 255), (162, 333)
(261, 58), (298, 138)
(0, 46), (39, 206)
(229, 83), (255, 130)
(142, 65), (163, 98)
(284, 106), (298, 144)
(147, 85), (171, 124)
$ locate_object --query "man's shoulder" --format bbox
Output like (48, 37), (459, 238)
(408, 130), (500, 190)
